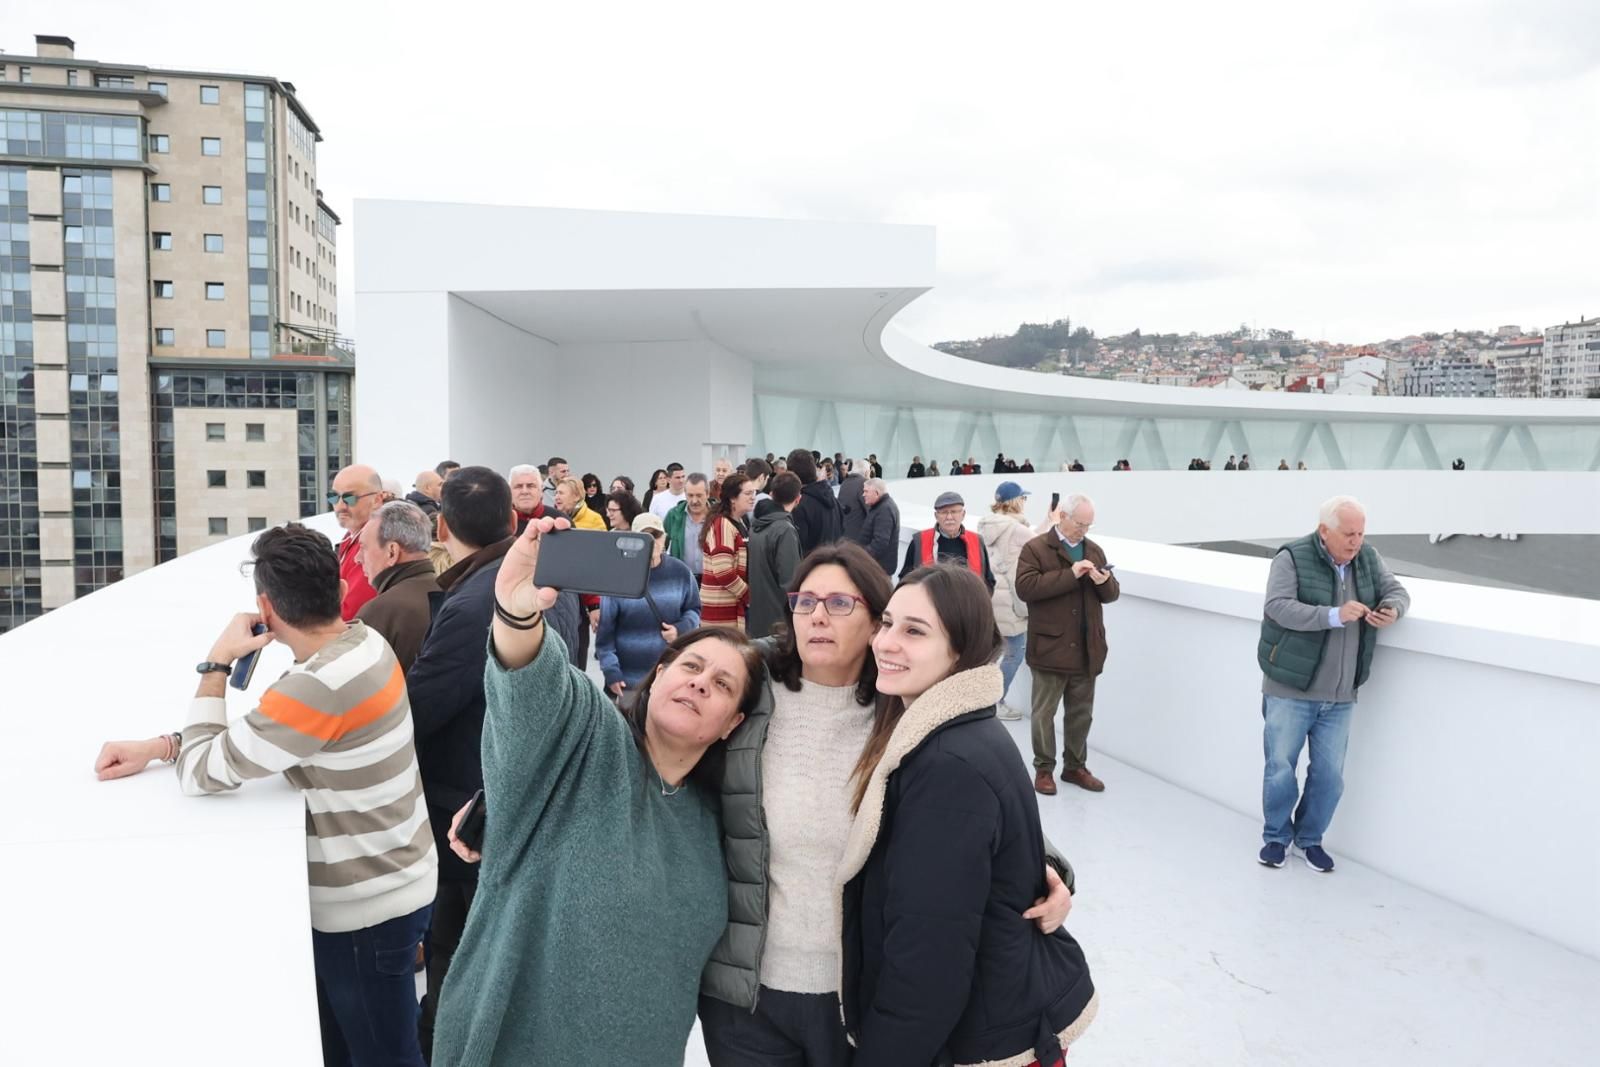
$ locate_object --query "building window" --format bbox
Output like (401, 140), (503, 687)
(148, 81), (167, 97)
(149, 134), (169, 154)
(247, 470), (267, 488)
(151, 183), (171, 202)
(19, 67), (31, 84)
(247, 517), (268, 533)
(201, 137), (221, 156)
(206, 423), (225, 442)
(153, 280), (174, 299)
(67, 70), (79, 86)
(152, 232), (172, 251)
(94, 73), (134, 89)
(154, 327), (175, 346)
(200, 85), (220, 104)
(204, 233), (224, 253)
(206, 329), (226, 348)
(207, 470), (227, 488)
(202, 186), (222, 205)
(245, 423), (265, 442)
(208, 517), (228, 536)
(205, 282), (225, 300)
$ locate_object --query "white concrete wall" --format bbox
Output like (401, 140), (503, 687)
(888, 476), (1600, 957)
(446, 295), (554, 476)
(355, 290), (451, 481)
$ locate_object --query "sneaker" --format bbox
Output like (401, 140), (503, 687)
(1297, 845), (1335, 873)
(996, 702), (1023, 721)
(1258, 843), (1286, 868)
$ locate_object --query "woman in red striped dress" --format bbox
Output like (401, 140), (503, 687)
(699, 474), (755, 630)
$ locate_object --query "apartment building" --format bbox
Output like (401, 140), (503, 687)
(0, 35), (353, 632)
(1542, 318), (1600, 399)
(1491, 337), (1544, 399)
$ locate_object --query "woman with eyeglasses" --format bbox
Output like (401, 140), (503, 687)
(641, 469), (670, 515)
(698, 473), (755, 631)
(839, 564), (1097, 1067)
(697, 544), (1074, 1066)
(605, 489), (643, 532)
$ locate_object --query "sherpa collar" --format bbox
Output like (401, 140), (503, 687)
(837, 663), (1004, 885)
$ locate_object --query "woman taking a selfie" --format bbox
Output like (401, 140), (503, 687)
(838, 564), (1097, 1067)
(697, 544), (1074, 1066)
(431, 515), (773, 1065)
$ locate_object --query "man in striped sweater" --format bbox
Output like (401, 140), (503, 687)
(94, 523), (437, 1067)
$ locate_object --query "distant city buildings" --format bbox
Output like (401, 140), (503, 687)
(1542, 318), (1600, 399)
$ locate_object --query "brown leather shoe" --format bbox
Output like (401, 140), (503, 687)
(1063, 767), (1106, 792)
(1034, 769), (1058, 795)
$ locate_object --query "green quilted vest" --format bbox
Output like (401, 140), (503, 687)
(1257, 532), (1380, 691)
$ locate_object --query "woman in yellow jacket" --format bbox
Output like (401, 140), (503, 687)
(555, 478), (608, 530)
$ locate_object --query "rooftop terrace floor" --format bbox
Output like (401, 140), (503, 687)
(686, 726), (1599, 1066)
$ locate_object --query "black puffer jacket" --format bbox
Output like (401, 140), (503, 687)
(839, 666), (1097, 1066)
(792, 478), (843, 555)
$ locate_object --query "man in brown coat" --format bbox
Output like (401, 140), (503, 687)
(355, 500), (440, 673)
(1015, 493), (1120, 795)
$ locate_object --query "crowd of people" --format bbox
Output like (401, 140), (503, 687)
(88, 444), (1411, 1067)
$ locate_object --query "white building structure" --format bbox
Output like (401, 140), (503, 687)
(1543, 317), (1600, 399)
(4, 201), (1599, 1064)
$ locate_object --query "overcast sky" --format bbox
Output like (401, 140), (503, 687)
(6, 0), (1596, 344)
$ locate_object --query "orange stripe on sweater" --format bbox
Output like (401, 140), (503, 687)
(258, 663), (405, 742)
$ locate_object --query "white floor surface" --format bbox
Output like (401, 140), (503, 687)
(683, 722), (1600, 1067)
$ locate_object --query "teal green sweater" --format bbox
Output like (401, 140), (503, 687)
(432, 630), (728, 1065)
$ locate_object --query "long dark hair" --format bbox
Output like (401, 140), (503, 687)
(619, 627), (768, 791)
(641, 468), (668, 512)
(850, 563), (1002, 812)
(767, 541), (891, 707)
(700, 473), (750, 551)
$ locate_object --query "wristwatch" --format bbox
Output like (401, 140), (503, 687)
(195, 661), (232, 675)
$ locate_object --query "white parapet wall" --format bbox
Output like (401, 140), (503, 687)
(890, 470), (1600, 957)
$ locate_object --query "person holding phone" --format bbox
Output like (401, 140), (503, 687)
(93, 523), (438, 1067)
(1015, 493), (1119, 795)
(430, 514), (771, 1065)
(839, 564), (1097, 1066)
(596, 512), (703, 697)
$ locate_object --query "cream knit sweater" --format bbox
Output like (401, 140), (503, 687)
(758, 678), (876, 994)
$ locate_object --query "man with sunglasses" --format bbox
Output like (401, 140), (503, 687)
(328, 464), (385, 621)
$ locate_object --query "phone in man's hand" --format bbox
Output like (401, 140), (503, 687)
(229, 623), (268, 690)
(1050, 491), (1061, 513)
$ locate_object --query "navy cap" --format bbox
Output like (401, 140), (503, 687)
(995, 481), (1029, 503)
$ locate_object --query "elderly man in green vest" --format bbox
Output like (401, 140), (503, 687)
(1257, 495), (1409, 873)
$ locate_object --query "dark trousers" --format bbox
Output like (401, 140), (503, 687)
(312, 904), (431, 1067)
(418, 879), (477, 1064)
(1030, 668), (1097, 772)
(699, 987), (852, 1067)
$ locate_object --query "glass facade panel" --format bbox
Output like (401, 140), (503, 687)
(0, 165), (39, 631)
(0, 110), (144, 162)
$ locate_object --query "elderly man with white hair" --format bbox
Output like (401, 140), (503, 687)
(355, 500), (439, 672)
(1016, 492), (1119, 795)
(508, 463), (547, 531)
(1256, 495), (1410, 873)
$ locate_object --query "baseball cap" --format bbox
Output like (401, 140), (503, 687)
(934, 491), (965, 510)
(995, 481), (1029, 503)
(631, 513), (665, 535)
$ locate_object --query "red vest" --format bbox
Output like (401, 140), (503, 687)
(919, 527), (982, 575)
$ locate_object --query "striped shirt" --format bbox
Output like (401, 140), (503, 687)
(177, 621), (438, 933)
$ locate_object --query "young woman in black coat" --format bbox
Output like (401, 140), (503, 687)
(838, 564), (1097, 1067)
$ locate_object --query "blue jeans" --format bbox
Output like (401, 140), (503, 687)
(312, 904), (431, 1067)
(998, 633), (1026, 702)
(1261, 696), (1353, 848)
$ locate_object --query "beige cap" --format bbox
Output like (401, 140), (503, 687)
(631, 512), (665, 535)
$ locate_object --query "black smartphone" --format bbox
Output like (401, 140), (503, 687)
(456, 788), (487, 853)
(229, 623), (268, 690)
(534, 529), (652, 598)
(1100, 563), (1115, 572)
(1050, 491), (1061, 513)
